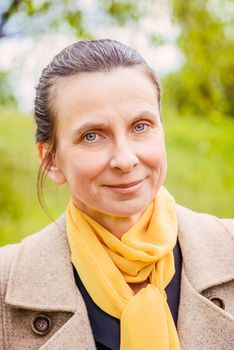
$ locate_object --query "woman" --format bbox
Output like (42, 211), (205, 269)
(0, 39), (233, 350)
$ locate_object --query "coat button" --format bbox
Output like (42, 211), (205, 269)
(208, 296), (225, 310)
(31, 314), (52, 335)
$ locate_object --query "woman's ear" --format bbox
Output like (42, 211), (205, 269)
(37, 143), (66, 185)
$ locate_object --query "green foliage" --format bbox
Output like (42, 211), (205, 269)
(0, 108), (233, 246)
(0, 108), (69, 245)
(0, 71), (16, 106)
(165, 0), (234, 118)
(101, 0), (144, 25)
(163, 106), (234, 216)
(0, 149), (22, 219)
(150, 34), (166, 47)
(0, 0), (149, 104)
(0, 0), (146, 38)
(64, 9), (93, 39)
(1, 1), (233, 121)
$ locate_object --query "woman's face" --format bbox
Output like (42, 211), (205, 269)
(48, 66), (167, 219)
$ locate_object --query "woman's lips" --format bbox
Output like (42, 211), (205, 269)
(104, 179), (144, 195)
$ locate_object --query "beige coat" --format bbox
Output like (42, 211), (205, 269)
(0, 205), (234, 350)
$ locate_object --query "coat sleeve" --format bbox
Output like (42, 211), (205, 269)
(0, 244), (19, 350)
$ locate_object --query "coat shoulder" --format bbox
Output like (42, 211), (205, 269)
(0, 214), (66, 292)
(0, 243), (20, 298)
(176, 204), (234, 292)
(0, 243), (20, 348)
(176, 204), (234, 236)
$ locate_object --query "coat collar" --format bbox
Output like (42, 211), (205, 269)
(5, 214), (79, 312)
(5, 206), (234, 311)
(176, 205), (234, 292)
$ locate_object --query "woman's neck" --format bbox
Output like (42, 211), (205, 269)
(74, 204), (143, 239)
(92, 213), (143, 239)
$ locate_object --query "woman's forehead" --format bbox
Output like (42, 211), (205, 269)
(53, 67), (160, 122)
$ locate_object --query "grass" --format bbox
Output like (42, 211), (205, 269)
(164, 110), (234, 217)
(0, 107), (233, 246)
(0, 108), (69, 246)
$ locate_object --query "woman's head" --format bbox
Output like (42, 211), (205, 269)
(34, 39), (166, 218)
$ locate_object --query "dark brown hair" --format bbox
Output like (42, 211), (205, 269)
(34, 39), (161, 208)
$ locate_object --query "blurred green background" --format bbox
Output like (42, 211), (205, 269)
(1, 0), (234, 246)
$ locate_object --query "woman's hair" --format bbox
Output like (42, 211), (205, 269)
(34, 39), (161, 208)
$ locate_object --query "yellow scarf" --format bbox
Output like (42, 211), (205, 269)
(66, 187), (181, 350)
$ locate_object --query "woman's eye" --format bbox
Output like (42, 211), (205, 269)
(133, 123), (149, 132)
(83, 132), (98, 142)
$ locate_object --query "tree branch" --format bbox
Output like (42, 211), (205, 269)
(0, 0), (22, 38)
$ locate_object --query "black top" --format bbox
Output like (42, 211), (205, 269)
(73, 242), (182, 350)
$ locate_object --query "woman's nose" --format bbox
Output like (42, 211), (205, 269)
(109, 142), (139, 172)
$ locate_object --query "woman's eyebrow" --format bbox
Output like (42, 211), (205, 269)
(131, 110), (158, 122)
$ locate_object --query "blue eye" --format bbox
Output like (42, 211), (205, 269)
(134, 123), (148, 132)
(84, 133), (97, 142)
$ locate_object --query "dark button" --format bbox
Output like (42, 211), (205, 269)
(31, 314), (52, 335)
(208, 296), (225, 310)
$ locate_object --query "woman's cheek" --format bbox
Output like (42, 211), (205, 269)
(71, 151), (108, 180)
(139, 139), (166, 169)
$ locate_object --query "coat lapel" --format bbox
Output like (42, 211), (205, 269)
(6, 214), (77, 312)
(178, 270), (234, 350)
(40, 311), (96, 350)
(176, 205), (234, 349)
(5, 214), (96, 349)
